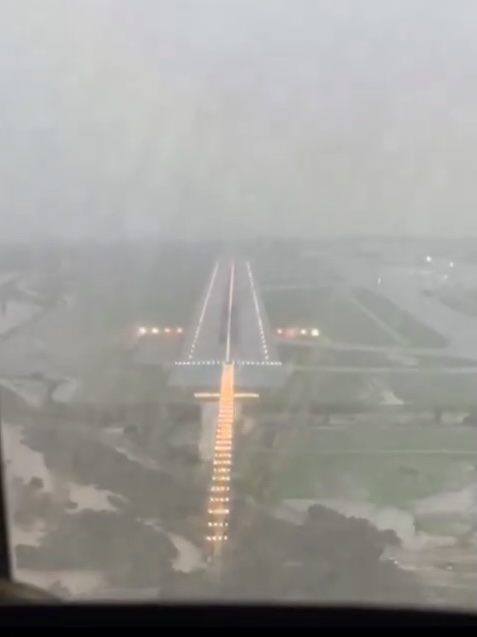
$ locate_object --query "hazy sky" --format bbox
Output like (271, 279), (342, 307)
(2, 0), (477, 240)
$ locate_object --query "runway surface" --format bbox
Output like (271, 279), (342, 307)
(170, 258), (286, 389)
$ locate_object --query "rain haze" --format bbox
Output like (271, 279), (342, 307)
(0, 0), (476, 609)
(1, 0), (477, 239)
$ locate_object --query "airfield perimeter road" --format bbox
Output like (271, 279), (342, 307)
(170, 258), (286, 390)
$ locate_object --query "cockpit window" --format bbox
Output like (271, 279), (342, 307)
(0, 0), (476, 608)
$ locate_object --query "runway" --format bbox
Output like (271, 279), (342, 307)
(170, 257), (286, 389)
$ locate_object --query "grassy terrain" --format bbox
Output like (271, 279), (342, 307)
(63, 245), (215, 402)
(278, 344), (404, 367)
(238, 425), (476, 508)
(412, 355), (477, 368)
(275, 450), (472, 507)
(277, 370), (376, 408)
(264, 287), (395, 347)
(437, 288), (477, 318)
(299, 426), (477, 453)
(353, 289), (448, 348)
(74, 355), (170, 405)
(73, 245), (214, 336)
(278, 364), (477, 412)
(278, 343), (477, 369)
(390, 373), (477, 407)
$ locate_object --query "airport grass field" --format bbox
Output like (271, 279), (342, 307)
(237, 423), (476, 510)
(273, 444), (473, 509)
(262, 264), (477, 409)
(240, 261), (477, 528)
(61, 244), (218, 405)
(264, 286), (397, 347)
(263, 285), (449, 350)
(74, 245), (214, 334)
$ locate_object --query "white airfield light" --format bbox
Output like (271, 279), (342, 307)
(138, 325), (183, 337)
(276, 326), (321, 339)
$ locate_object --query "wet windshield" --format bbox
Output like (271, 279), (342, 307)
(0, 0), (476, 607)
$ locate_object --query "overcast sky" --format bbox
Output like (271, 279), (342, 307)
(1, 0), (477, 240)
